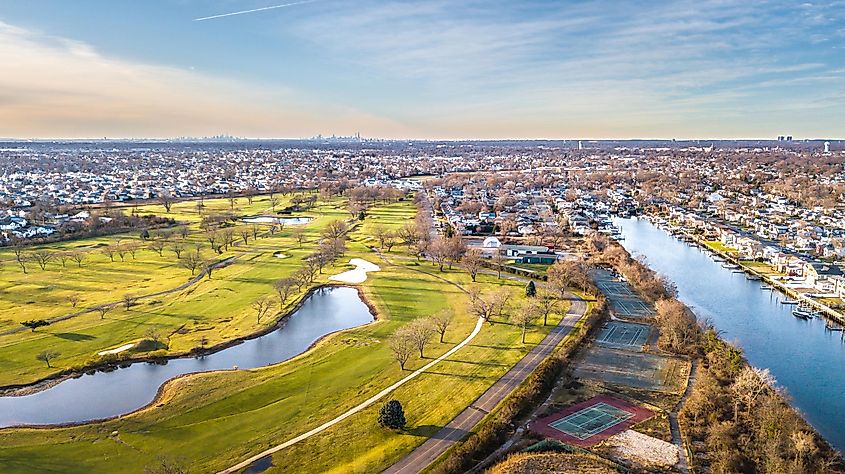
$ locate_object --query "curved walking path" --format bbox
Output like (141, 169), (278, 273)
(218, 316), (486, 474)
(383, 295), (587, 474)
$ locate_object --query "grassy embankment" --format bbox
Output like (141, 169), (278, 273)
(0, 197), (568, 474)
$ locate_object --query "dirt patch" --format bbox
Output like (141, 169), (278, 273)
(607, 429), (679, 468)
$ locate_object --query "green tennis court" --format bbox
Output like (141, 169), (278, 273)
(548, 402), (634, 440)
(597, 321), (650, 347)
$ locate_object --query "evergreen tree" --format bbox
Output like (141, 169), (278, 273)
(526, 280), (537, 297)
(378, 400), (406, 430)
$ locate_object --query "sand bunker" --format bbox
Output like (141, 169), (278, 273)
(608, 429), (679, 468)
(329, 258), (381, 284)
(97, 343), (135, 356)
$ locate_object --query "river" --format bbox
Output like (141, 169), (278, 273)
(0, 286), (373, 427)
(614, 217), (845, 452)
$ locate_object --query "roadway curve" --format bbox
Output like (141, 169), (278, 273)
(382, 295), (587, 474)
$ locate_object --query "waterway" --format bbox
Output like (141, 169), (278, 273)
(615, 217), (845, 452)
(0, 286), (373, 427)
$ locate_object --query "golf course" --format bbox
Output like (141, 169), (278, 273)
(0, 192), (576, 473)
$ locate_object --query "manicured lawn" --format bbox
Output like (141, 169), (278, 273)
(701, 240), (737, 254)
(0, 198), (570, 474)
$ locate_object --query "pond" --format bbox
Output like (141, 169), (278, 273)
(0, 286), (373, 427)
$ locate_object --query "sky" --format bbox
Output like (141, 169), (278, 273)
(1, 0), (844, 139)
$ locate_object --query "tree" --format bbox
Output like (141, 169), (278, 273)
(21, 319), (50, 332)
(731, 366), (777, 421)
(102, 247), (117, 263)
(253, 297), (274, 324)
(68, 294), (80, 308)
(36, 350), (60, 368)
(70, 251), (87, 268)
(269, 195), (279, 211)
(525, 280), (536, 297)
(373, 224), (389, 249)
(430, 311), (451, 343)
(324, 220), (348, 239)
(389, 331), (414, 370)
(273, 277), (296, 310)
(148, 238), (166, 256)
(512, 305), (538, 343)
(160, 190), (174, 213)
(445, 235), (466, 269)
(378, 400), (406, 430)
(169, 241), (185, 259)
(32, 250), (53, 271)
(179, 252), (203, 276)
(429, 237), (449, 272)
(463, 248), (482, 281)
(123, 294), (138, 309)
(530, 291), (559, 326)
(467, 287), (499, 322)
(655, 298), (700, 355)
(546, 260), (572, 298)
(383, 231), (398, 252)
(406, 319), (436, 358)
(293, 227), (307, 247)
(397, 222), (419, 250)
(491, 249), (506, 278)
(97, 305), (113, 319)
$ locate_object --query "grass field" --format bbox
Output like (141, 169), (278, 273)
(0, 194), (364, 386)
(0, 195), (571, 474)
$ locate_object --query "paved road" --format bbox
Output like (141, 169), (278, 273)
(382, 296), (587, 474)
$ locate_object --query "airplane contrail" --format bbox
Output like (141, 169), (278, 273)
(193, 0), (317, 21)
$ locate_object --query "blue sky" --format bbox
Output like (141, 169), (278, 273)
(1, 0), (844, 139)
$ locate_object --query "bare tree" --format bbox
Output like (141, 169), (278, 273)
(179, 252), (203, 276)
(273, 277), (296, 310)
(14, 248), (28, 274)
(70, 251), (87, 268)
(68, 294), (80, 308)
(430, 311), (452, 343)
(529, 291), (560, 326)
(253, 297), (274, 324)
(491, 249), (506, 278)
(406, 319), (436, 358)
(97, 305), (113, 319)
(463, 248), (483, 282)
(389, 331), (414, 370)
(32, 250), (53, 271)
(159, 190), (174, 213)
(36, 350), (60, 368)
(149, 239), (167, 257)
(429, 237), (449, 272)
(512, 305), (538, 343)
(731, 366), (777, 421)
(169, 241), (185, 259)
(293, 227), (307, 247)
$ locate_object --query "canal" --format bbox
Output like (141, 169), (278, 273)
(0, 286), (373, 427)
(615, 217), (845, 452)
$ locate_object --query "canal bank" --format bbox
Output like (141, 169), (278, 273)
(614, 217), (845, 453)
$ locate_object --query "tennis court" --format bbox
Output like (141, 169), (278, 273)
(592, 268), (655, 319)
(549, 402), (634, 440)
(531, 395), (654, 447)
(596, 321), (650, 348)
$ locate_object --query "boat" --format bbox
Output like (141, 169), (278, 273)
(781, 299), (799, 305)
(760, 284), (773, 290)
(722, 263), (739, 270)
(746, 275), (761, 281)
(792, 308), (813, 319)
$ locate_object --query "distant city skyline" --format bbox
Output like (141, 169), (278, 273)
(1, 1), (844, 139)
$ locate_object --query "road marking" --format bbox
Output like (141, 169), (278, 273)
(218, 316), (487, 474)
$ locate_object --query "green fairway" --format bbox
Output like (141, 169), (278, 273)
(0, 196), (572, 474)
